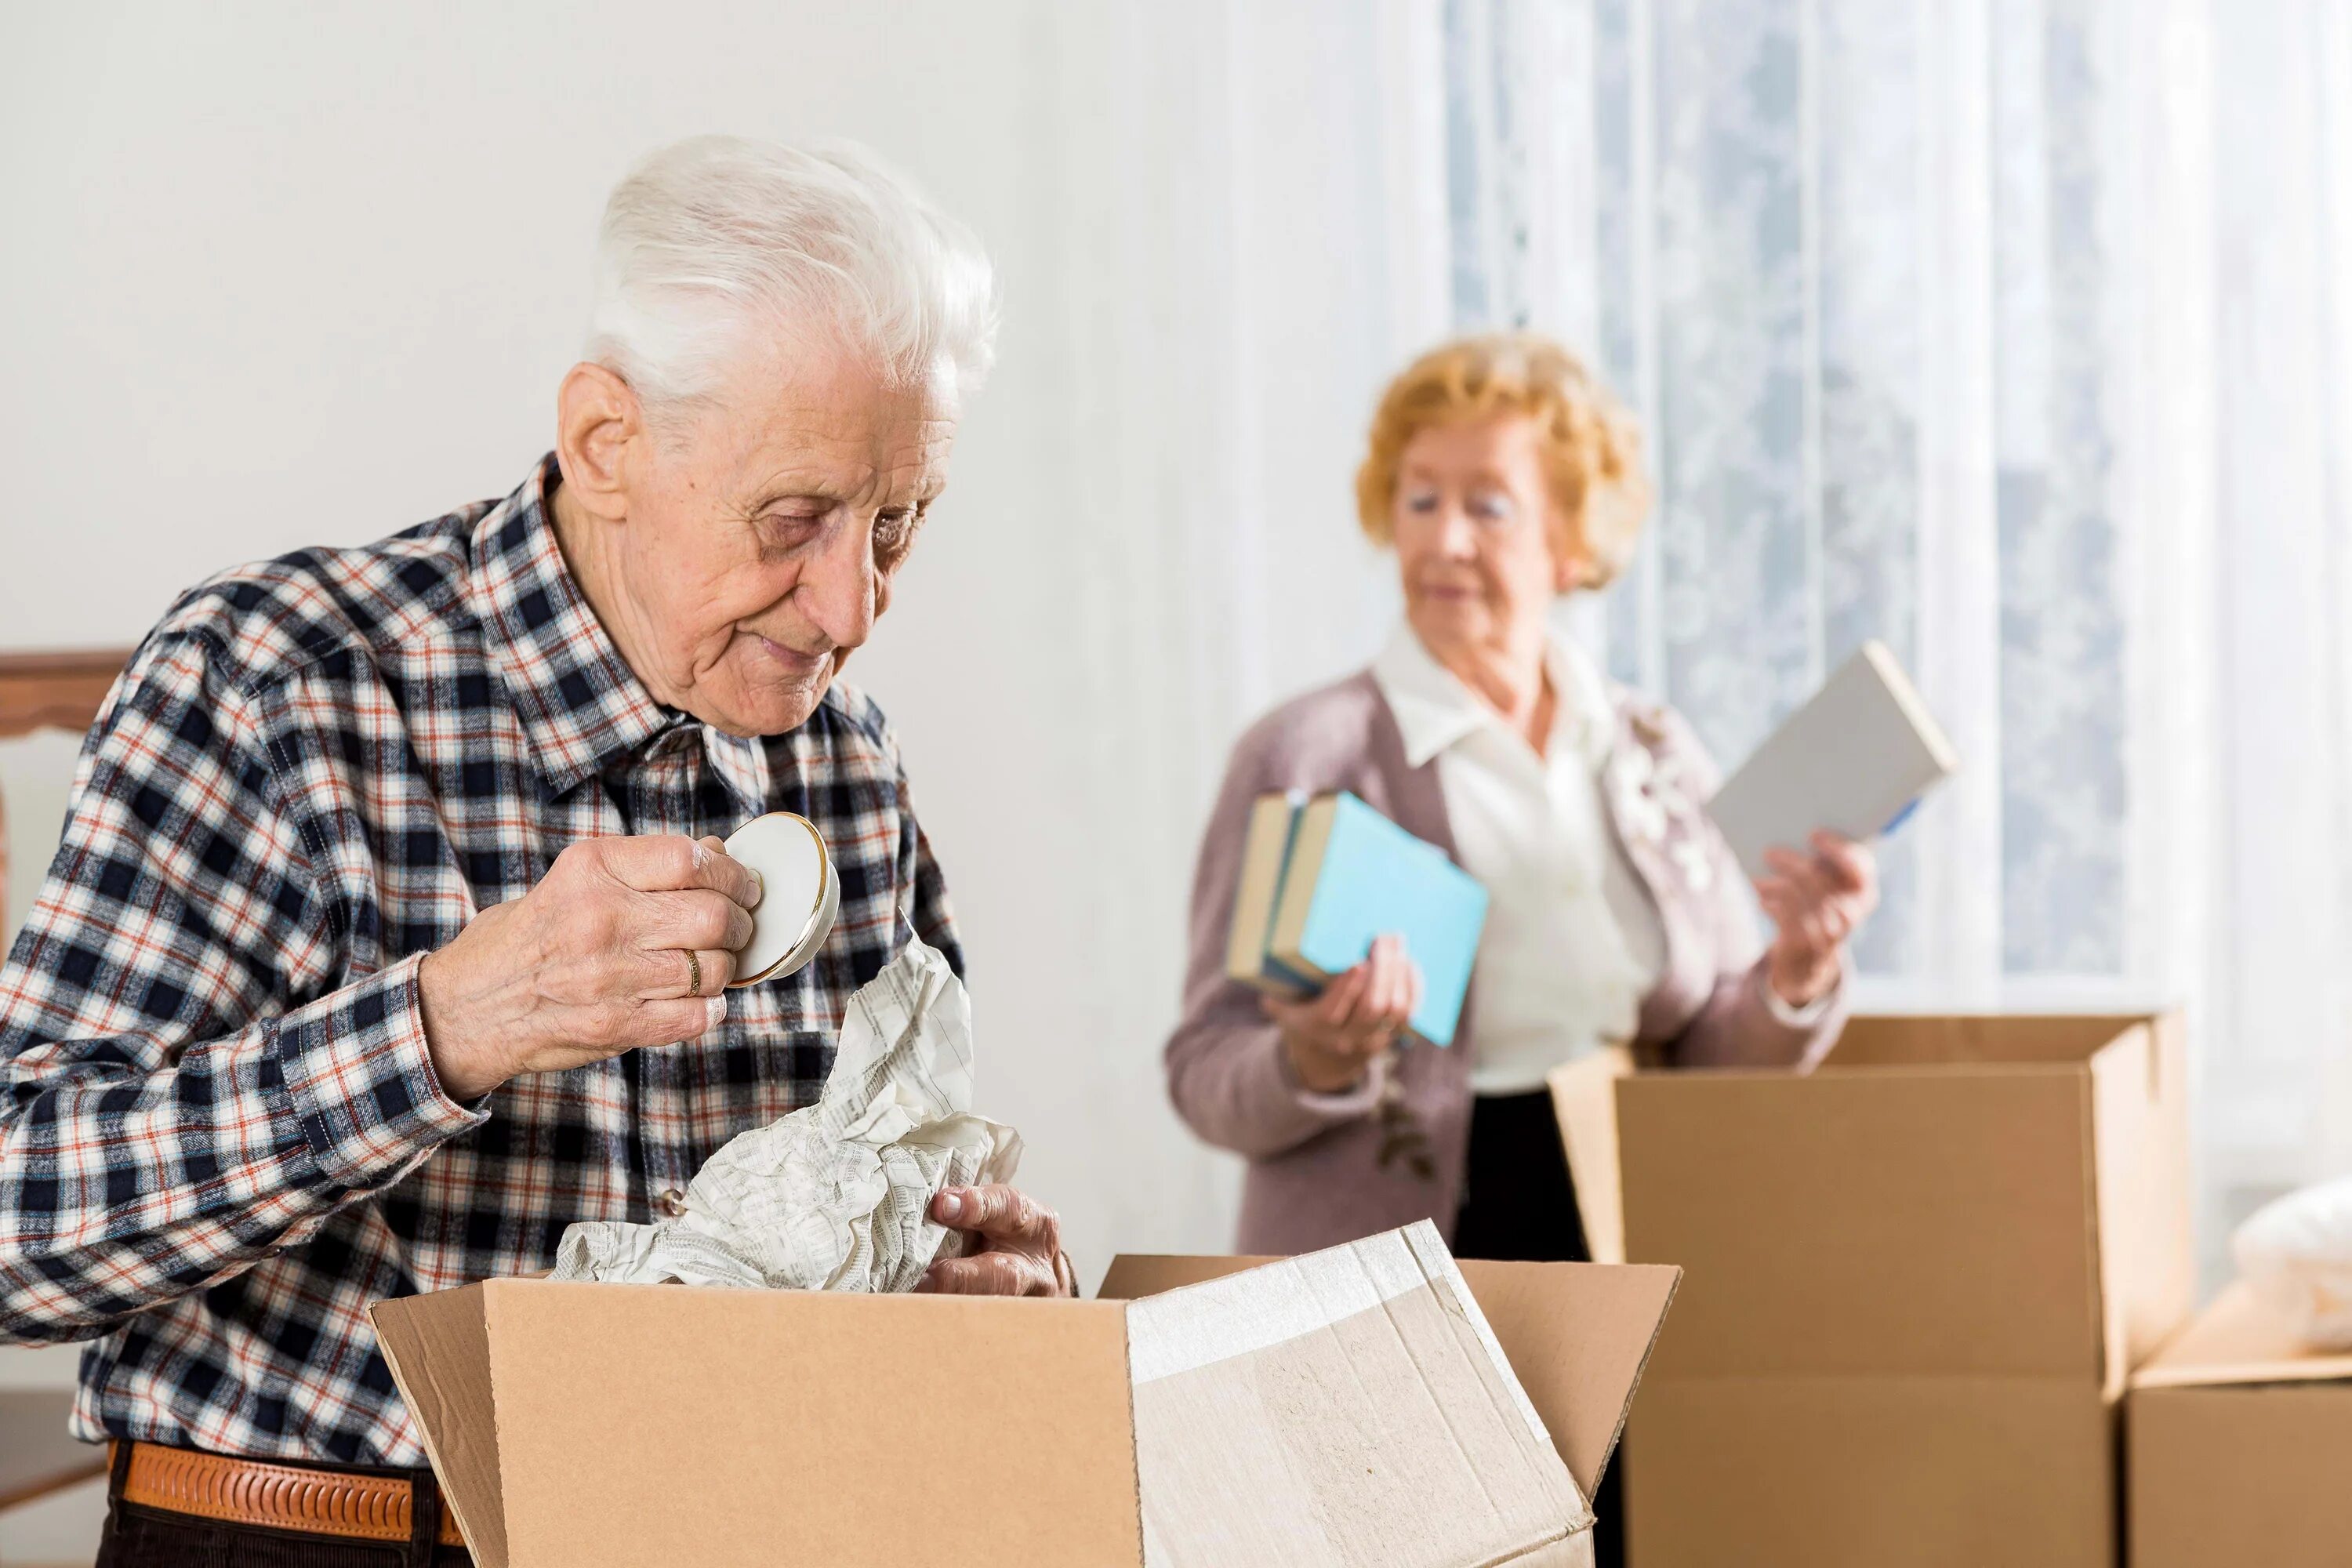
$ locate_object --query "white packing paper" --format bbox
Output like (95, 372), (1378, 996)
(550, 935), (1022, 1294)
(2232, 1174), (2352, 1349)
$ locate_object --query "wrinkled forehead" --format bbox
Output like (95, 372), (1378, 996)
(680, 342), (963, 502)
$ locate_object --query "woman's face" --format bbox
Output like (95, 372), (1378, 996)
(1390, 413), (1581, 662)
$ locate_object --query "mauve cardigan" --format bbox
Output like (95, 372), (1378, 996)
(1164, 667), (1848, 1255)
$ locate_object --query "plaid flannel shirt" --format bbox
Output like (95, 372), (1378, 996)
(0, 454), (959, 1465)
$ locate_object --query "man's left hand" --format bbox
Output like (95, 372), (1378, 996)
(917, 1185), (1073, 1297)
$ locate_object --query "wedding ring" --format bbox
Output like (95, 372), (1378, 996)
(686, 949), (702, 996)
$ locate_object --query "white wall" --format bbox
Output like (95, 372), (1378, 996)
(1, 1), (1058, 641)
(1, 1), (1430, 1280)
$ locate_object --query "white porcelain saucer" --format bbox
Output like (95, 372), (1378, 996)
(723, 812), (839, 987)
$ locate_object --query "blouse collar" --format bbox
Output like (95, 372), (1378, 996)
(1371, 622), (1615, 772)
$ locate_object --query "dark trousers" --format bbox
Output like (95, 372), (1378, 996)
(96, 1442), (474, 1568)
(1454, 1088), (1626, 1568)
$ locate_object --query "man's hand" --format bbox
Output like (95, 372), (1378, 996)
(1757, 831), (1879, 1008)
(418, 834), (763, 1100)
(916, 1185), (1073, 1297)
(1263, 934), (1421, 1093)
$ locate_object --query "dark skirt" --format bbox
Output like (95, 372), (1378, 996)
(1454, 1087), (1624, 1568)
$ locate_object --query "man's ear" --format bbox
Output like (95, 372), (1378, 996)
(554, 362), (644, 522)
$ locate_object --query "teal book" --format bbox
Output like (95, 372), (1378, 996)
(1263, 791), (1487, 1047)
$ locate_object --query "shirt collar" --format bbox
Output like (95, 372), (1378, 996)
(1371, 623), (1617, 771)
(468, 453), (681, 798)
(1372, 626), (1490, 768)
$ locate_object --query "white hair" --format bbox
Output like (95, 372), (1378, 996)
(584, 135), (997, 417)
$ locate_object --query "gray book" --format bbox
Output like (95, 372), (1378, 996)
(1704, 641), (1959, 882)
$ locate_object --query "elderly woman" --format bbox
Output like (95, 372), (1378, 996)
(0, 137), (1066, 1567)
(1167, 334), (1877, 1564)
(1168, 332), (1878, 1263)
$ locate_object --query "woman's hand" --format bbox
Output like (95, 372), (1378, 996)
(917, 1185), (1073, 1296)
(1756, 831), (1879, 1008)
(418, 833), (762, 1100)
(1263, 934), (1423, 1093)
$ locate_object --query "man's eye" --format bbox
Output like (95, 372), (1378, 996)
(757, 506), (829, 544)
(873, 510), (922, 562)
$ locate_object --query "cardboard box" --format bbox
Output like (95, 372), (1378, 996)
(2129, 1282), (2352, 1567)
(1550, 1010), (2191, 1568)
(371, 1219), (1676, 1568)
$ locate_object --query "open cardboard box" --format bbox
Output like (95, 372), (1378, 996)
(1550, 1009), (2192, 1568)
(2128, 1281), (2352, 1567)
(371, 1219), (1677, 1567)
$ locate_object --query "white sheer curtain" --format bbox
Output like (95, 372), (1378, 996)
(1427, 0), (2352, 1265)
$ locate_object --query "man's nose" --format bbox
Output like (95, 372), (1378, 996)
(797, 518), (880, 652)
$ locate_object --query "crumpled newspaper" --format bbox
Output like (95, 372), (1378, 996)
(551, 936), (1022, 1293)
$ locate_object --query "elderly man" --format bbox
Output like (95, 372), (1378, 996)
(0, 136), (1062, 1566)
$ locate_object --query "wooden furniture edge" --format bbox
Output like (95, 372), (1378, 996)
(0, 649), (133, 740)
(0, 1453), (111, 1514)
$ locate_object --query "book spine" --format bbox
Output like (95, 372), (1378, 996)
(1258, 956), (1320, 995)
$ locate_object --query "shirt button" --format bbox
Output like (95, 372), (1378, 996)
(657, 1187), (688, 1218)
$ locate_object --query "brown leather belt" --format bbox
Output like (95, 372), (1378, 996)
(114, 1440), (466, 1548)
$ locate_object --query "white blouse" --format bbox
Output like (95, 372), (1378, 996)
(1371, 627), (1665, 1095)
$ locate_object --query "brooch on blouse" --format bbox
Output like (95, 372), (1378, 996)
(1373, 1043), (1436, 1181)
(1606, 720), (1715, 892)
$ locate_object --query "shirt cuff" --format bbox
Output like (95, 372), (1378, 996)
(266, 953), (489, 1190)
(1760, 960), (1844, 1029)
(1271, 1035), (1388, 1116)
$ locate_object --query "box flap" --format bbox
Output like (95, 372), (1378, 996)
(1100, 1246), (1679, 1504)
(2084, 1014), (2194, 1392)
(1123, 1221), (1584, 1566)
(370, 1284), (509, 1566)
(1826, 1011), (2158, 1069)
(1098, 1254), (1259, 1301)
(389, 1281), (1141, 1567)
(1547, 1049), (1630, 1267)
(1450, 1258), (1678, 1502)
(2131, 1282), (2352, 1390)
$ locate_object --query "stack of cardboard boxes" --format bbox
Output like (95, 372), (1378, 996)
(1549, 1007), (2352, 1566)
(1552, 1011), (2190, 1565)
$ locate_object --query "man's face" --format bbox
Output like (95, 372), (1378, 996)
(599, 345), (959, 736)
